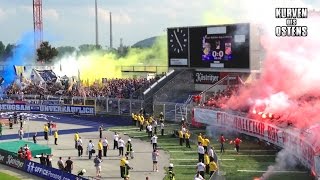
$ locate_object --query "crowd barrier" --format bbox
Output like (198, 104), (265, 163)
(0, 149), (87, 180)
(193, 107), (320, 179)
(0, 103), (95, 115)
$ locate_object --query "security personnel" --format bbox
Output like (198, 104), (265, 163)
(209, 157), (218, 176)
(133, 113), (138, 126)
(139, 115), (143, 131)
(178, 130), (183, 146)
(126, 139), (133, 159)
(74, 132), (79, 149)
(204, 152), (210, 174)
(54, 130), (58, 145)
(120, 154), (128, 178)
(198, 133), (203, 145)
(124, 159), (132, 179)
(98, 139), (103, 159)
(168, 163), (175, 180)
(44, 124), (49, 140)
(185, 131), (191, 148)
(203, 136), (210, 152)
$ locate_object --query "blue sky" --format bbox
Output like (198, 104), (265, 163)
(0, 0), (318, 48)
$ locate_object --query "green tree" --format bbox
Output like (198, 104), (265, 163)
(4, 44), (15, 57)
(78, 44), (102, 55)
(57, 46), (76, 56)
(36, 41), (58, 63)
(0, 41), (5, 59)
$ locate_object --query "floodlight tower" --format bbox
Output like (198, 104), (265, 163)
(33, 0), (43, 50)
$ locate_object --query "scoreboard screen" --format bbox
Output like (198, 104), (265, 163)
(168, 23), (250, 69)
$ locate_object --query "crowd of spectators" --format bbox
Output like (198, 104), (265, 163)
(3, 77), (160, 99)
(203, 86), (239, 108)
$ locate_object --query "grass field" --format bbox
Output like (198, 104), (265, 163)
(0, 172), (20, 180)
(109, 123), (313, 180)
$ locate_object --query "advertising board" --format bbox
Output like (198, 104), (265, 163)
(0, 103), (95, 115)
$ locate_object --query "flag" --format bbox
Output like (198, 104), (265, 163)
(14, 66), (25, 76)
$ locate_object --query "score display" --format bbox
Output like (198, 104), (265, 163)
(167, 23), (250, 69)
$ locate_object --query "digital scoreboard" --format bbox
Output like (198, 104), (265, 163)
(168, 23), (250, 69)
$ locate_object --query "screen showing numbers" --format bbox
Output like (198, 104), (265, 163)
(202, 35), (233, 61)
(188, 23), (250, 69)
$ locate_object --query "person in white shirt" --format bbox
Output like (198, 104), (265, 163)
(198, 143), (205, 163)
(194, 171), (205, 180)
(18, 127), (24, 140)
(160, 122), (164, 136)
(153, 120), (158, 135)
(147, 124), (153, 137)
(181, 126), (186, 143)
(118, 137), (125, 156)
(87, 140), (94, 159)
(208, 146), (214, 159)
(77, 137), (83, 157)
(102, 137), (108, 157)
(113, 132), (119, 150)
(151, 135), (158, 150)
(196, 161), (206, 178)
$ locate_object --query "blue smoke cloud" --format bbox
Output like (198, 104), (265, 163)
(1, 32), (36, 87)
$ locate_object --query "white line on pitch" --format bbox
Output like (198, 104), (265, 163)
(237, 170), (308, 173)
(173, 165), (196, 167)
(109, 128), (139, 131)
(224, 150), (277, 152)
(171, 159), (235, 161)
(223, 155), (276, 157)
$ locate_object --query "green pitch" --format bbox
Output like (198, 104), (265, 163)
(0, 172), (20, 180)
(109, 123), (312, 180)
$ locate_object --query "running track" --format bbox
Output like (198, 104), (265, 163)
(0, 114), (131, 140)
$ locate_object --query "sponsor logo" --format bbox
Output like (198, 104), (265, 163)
(194, 71), (219, 84)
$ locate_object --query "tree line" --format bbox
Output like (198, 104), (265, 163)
(0, 41), (130, 64)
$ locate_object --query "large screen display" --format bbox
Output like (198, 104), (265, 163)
(168, 23), (250, 69)
(189, 23), (250, 68)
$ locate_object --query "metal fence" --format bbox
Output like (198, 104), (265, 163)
(2, 95), (192, 121)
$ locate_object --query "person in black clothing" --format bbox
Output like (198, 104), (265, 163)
(9, 117), (13, 129)
(46, 155), (52, 167)
(19, 115), (23, 128)
(13, 112), (17, 124)
(39, 153), (46, 165)
(33, 133), (37, 143)
(99, 125), (103, 139)
(65, 157), (73, 173)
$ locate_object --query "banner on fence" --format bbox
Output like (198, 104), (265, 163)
(0, 103), (95, 115)
(0, 150), (25, 170)
(194, 107), (316, 170)
(25, 160), (87, 180)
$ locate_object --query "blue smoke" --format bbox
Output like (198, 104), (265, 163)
(1, 32), (36, 87)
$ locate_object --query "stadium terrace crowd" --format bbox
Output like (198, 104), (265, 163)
(4, 77), (159, 99)
(203, 86), (239, 108)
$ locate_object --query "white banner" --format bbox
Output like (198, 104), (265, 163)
(194, 107), (316, 171)
(0, 103), (95, 115)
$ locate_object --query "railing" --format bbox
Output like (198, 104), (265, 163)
(194, 107), (320, 178)
(2, 95), (194, 121)
(120, 65), (168, 73)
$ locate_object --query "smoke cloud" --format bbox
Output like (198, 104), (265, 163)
(203, 0), (320, 179)
(53, 36), (167, 84)
(2, 32), (35, 87)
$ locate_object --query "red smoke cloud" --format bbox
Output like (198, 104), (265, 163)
(226, 15), (320, 129)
